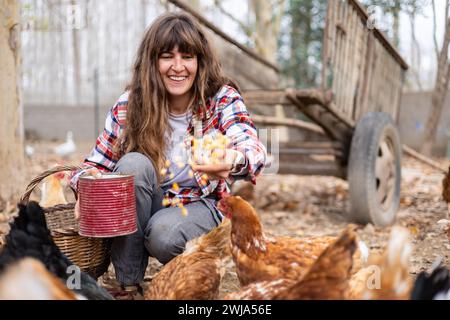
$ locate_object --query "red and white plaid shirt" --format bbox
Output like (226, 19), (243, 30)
(70, 85), (267, 204)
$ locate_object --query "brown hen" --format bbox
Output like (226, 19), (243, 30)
(145, 219), (231, 300)
(0, 258), (78, 300)
(443, 167), (450, 220)
(218, 196), (340, 286)
(346, 226), (412, 300)
(224, 225), (358, 300)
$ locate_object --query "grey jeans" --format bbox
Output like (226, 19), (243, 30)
(111, 152), (222, 286)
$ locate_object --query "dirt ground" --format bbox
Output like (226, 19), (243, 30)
(1, 140), (449, 298)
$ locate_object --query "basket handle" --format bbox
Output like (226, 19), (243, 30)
(20, 165), (83, 205)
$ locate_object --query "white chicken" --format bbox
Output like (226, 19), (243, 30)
(54, 131), (76, 157)
(25, 145), (35, 158)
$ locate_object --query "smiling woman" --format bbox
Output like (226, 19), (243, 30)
(158, 47), (198, 112)
(68, 12), (267, 299)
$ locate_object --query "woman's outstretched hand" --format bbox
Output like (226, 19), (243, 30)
(74, 167), (102, 220)
(190, 148), (237, 180)
(190, 162), (233, 180)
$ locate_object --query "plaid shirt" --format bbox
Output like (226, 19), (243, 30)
(70, 85), (266, 204)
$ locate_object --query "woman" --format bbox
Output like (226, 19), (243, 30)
(70, 12), (266, 297)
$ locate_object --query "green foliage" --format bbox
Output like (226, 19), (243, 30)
(276, 0), (428, 89)
(277, 0), (327, 88)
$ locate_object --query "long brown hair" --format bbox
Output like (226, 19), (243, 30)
(116, 12), (237, 181)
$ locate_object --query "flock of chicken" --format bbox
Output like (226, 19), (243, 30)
(0, 167), (449, 300)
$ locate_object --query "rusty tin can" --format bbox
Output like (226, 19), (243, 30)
(78, 173), (137, 237)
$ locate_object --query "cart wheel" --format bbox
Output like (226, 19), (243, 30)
(347, 112), (401, 227)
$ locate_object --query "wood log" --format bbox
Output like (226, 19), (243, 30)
(402, 145), (447, 173)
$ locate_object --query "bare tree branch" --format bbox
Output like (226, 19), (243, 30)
(408, 6), (423, 90)
(432, 0), (440, 61)
(213, 0), (253, 37)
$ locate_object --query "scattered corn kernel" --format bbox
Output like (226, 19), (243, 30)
(176, 161), (184, 168)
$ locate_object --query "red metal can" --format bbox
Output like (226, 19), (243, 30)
(78, 173), (137, 237)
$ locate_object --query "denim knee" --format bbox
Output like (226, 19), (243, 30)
(114, 152), (156, 187)
(145, 222), (185, 264)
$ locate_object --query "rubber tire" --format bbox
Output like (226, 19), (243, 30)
(347, 112), (401, 227)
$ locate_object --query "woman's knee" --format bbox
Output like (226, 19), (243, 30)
(145, 222), (185, 264)
(114, 152), (157, 185)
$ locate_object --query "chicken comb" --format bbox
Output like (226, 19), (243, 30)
(54, 172), (66, 180)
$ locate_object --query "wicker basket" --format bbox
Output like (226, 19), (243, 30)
(20, 165), (111, 279)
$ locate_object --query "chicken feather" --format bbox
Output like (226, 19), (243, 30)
(224, 225), (358, 300)
(0, 201), (112, 300)
(145, 218), (231, 300)
(219, 196), (347, 286)
(0, 258), (79, 300)
(347, 226), (412, 300)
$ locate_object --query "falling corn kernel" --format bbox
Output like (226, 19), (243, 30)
(160, 168), (168, 175)
(162, 198), (171, 206)
(188, 170), (194, 177)
(165, 159), (171, 168)
(409, 226), (419, 236)
(169, 173), (175, 179)
(172, 183), (180, 191)
(176, 161), (184, 168)
(181, 207), (188, 216)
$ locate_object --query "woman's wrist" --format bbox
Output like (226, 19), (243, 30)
(227, 149), (245, 174)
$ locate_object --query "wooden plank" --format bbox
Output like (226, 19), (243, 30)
(347, 0), (408, 70)
(251, 114), (326, 135)
(350, 10), (363, 120)
(342, 3), (354, 116)
(286, 88), (356, 128)
(358, 31), (374, 120)
(242, 90), (290, 105)
(281, 141), (343, 149)
(277, 158), (346, 178)
(279, 147), (343, 157)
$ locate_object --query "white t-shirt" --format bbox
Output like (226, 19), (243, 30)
(161, 111), (197, 192)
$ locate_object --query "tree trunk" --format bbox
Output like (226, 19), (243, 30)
(71, 0), (81, 105)
(250, 0), (284, 64)
(421, 2), (450, 155)
(391, 1), (400, 48)
(0, 0), (24, 206)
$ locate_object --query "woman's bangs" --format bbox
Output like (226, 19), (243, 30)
(159, 24), (200, 55)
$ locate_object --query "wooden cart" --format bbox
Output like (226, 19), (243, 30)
(244, 0), (408, 227)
